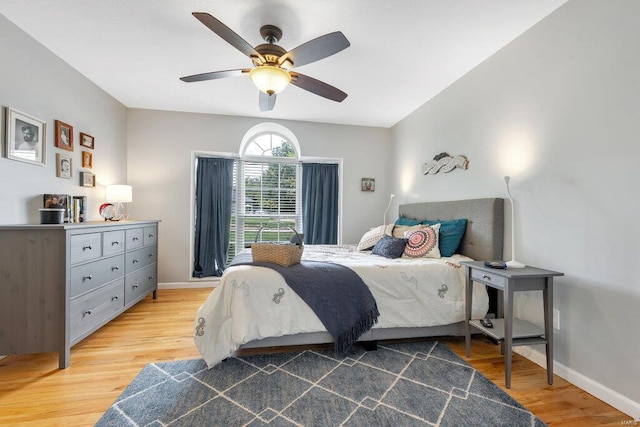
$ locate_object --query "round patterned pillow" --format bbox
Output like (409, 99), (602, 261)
(404, 226), (439, 258)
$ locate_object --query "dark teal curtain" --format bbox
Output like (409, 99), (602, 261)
(302, 163), (339, 244)
(193, 157), (234, 277)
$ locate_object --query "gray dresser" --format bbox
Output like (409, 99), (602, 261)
(0, 220), (159, 368)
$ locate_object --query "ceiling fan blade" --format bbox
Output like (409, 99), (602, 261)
(289, 72), (347, 102)
(192, 12), (265, 62)
(259, 91), (277, 111)
(180, 69), (250, 83)
(279, 32), (350, 69)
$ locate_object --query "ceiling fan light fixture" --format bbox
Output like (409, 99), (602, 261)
(249, 65), (291, 95)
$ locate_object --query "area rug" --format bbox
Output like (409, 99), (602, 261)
(96, 341), (545, 426)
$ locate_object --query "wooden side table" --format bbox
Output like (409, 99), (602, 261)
(461, 261), (563, 388)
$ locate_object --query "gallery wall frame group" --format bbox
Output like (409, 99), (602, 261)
(4, 105), (97, 184)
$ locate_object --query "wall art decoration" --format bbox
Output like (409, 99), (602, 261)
(361, 177), (375, 192)
(422, 152), (468, 175)
(56, 153), (73, 179)
(80, 171), (95, 187)
(5, 107), (46, 166)
(80, 132), (94, 149)
(82, 151), (93, 169)
(54, 120), (73, 151)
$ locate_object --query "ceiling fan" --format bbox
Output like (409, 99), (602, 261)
(180, 12), (350, 111)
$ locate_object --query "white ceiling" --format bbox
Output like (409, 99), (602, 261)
(1, 0), (567, 128)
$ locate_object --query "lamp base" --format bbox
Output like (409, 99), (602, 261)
(506, 260), (526, 269)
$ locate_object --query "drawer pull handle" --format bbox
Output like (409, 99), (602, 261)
(148, 234), (154, 238)
(132, 259), (139, 264)
(148, 253), (154, 258)
(133, 237), (139, 241)
(83, 275), (93, 281)
(133, 284), (139, 289)
(148, 276), (154, 281)
(83, 310), (93, 316)
(112, 241), (119, 246)
(83, 245), (92, 251)
(112, 295), (119, 301)
(112, 266), (120, 271)
(482, 275), (491, 280)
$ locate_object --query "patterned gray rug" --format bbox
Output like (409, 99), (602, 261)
(96, 341), (545, 426)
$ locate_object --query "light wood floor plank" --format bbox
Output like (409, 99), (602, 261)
(0, 289), (632, 426)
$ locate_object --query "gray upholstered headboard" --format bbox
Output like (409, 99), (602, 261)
(398, 198), (504, 261)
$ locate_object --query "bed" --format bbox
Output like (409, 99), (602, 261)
(194, 198), (504, 368)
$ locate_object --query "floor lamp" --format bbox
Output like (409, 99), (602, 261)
(504, 177), (525, 268)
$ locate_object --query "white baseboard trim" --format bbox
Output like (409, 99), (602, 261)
(515, 345), (640, 419)
(158, 281), (219, 290)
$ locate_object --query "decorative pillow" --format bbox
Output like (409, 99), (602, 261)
(356, 224), (394, 251)
(422, 219), (467, 257)
(372, 235), (407, 259)
(403, 223), (441, 258)
(392, 224), (427, 239)
(394, 216), (421, 226)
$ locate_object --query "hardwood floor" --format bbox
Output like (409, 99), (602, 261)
(0, 288), (631, 426)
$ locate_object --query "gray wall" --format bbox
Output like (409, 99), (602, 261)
(126, 109), (391, 284)
(390, 0), (639, 413)
(0, 15), (127, 223)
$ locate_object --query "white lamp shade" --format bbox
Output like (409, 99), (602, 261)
(106, 185), (133, 203)
(249, 66), (291, 95)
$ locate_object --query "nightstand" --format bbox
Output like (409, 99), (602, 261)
(461, 261), (564, 388)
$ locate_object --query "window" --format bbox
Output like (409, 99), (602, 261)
(191, 122), (341, 278)
(233, 130), (302, 258)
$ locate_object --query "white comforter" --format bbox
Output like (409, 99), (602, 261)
(194, 245), (488, 367)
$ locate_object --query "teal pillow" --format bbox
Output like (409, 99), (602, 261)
(421, 219), (467, 257)
(395, 217), (421, 226)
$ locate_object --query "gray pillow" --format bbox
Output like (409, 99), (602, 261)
(372, 235), (407, 259)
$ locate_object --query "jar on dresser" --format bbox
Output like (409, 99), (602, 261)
(0, 220), (159, 368)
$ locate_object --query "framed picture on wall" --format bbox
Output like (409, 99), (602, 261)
(5, 107), (46, 166)
(80, 132), (94, 149)
(55, 120), (73, 151)
(80, 171), (95, 187)
(361, 177), (375, 192)
(56, 153), (72, 179)
(82, 151), (93, 168)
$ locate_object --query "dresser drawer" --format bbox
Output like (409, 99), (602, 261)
(125, 246), (157, 273)
(70, 279), (125, 341)
(126, 228), (144, 250)
(471, 269), (507, 288)
(103, 230), (125, 256)
(143, 226), (157, 246)
(70, 233), (102, 264)
(70, 254), (125, 298)
(125, 263), (156, 304)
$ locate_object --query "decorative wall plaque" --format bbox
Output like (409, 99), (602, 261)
(422, 152), (468, 175)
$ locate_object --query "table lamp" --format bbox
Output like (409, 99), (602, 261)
(106, 184), (132, 221)
(504, 176), (525, 268)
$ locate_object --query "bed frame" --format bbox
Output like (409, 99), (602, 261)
(239, 197), (504, 350)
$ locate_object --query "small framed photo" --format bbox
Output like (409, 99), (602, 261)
(55, 120), (73, 151)
(361, 177), (375, 192)
(56, 153), (72, 179)
(82, 151), (93, 168)
(80, 171), (95, 187)
(5, 107), (46, 166)
(80, 132), (94, 149)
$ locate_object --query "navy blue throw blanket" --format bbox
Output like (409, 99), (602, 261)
(231, 253), (380, 354)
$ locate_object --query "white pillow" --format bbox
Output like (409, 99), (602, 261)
(403, 223), (441, 258)
(392, 224), (428, 238)
(356, 224), (394, 251)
